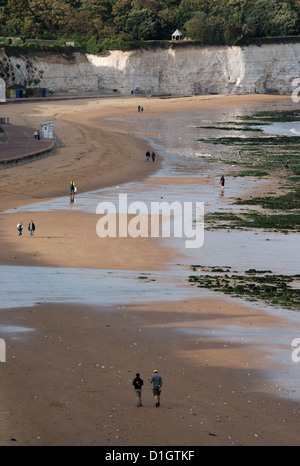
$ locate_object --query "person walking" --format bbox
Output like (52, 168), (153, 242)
(151, 151), (156, 162)
(70, 180), (75, 194)
(28, 220), (35, 237)
(145, 150), (150, 162)
(220, 175), (225, 193)
(70, 180), (76, 202)
(132, 372), (144, 407)
(149, 369), (163, 407)
(17, 221), (23, 236)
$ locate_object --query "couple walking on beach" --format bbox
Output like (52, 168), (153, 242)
(132, 369), (163, 408)
(145, 150), (156, 162)
(17, 220), (35, 237)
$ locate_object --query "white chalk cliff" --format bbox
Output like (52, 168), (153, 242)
(1, 43), (300, 96)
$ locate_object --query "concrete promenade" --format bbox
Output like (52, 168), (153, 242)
(0, 124), (54, 168)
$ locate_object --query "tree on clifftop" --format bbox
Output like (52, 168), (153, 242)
(241, 0), (300, 37)
(80, 0), (113, 22)
(179, 0), (300, 44)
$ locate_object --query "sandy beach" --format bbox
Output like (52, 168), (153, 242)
(0, 93), (300, 447)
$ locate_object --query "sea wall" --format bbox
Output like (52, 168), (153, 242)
(1, 43), (300, 96)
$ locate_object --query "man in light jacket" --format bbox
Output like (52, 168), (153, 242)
(150, 369), (163, 408)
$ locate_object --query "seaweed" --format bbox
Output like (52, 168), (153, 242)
(229, 170), (269, 177)
(235, 189), (300, 210)
(188, 266), (300, 310)
(196, 110), (300, 179)
(237, 110), (300, 123)
(205, 211), (300, 231)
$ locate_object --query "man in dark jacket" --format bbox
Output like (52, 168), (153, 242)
(132, 373), (144, 407)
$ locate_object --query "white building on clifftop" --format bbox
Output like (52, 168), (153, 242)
(172, 29), (183, 40)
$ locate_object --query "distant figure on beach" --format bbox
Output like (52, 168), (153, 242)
(34, 131), (37, 139)
(132, 372), (144, 407)
(151, 151), (156, 162)
(17, 221), (23, 236)
(28, 220), (35, 237)
(220, 175), (225, 192)
(284, 161), (291, 171)
(138, 105), (141, 112)
(145, 150), (150, 162)
(238, 150), (241, 158)
(141, 106), (144, 112)
(70, 180), (76, 202)
(70, 180), (75, 194)
(149, 369), (163, 408)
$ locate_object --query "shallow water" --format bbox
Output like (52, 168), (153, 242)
(0, 264), (206, 310)
(260, 121), (300, 137)
(176, 320), (300, 402)
(6, 172), (299, 275)
(4, 172), (268, 214)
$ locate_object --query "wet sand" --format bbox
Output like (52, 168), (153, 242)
(1, 298), (300, 447)
(0, 94), (300, 447)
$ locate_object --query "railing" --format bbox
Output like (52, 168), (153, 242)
(40, 132), (64, 147)
(53, 132), (64, 147)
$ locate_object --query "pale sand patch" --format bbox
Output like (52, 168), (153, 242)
(1, 211), (178, 270)
(146, 176), (212, 185)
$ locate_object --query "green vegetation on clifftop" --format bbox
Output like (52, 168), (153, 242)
(0, 0), (300, 52)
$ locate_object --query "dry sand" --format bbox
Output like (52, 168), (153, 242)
(0, 94), (300, 447)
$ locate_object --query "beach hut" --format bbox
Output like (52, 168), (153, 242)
(40, 121), (54, 140)
(172, 29), (183, 41)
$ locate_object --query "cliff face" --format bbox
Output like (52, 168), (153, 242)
(0, 49), (98, 92)
(1, 43), (300, 96)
